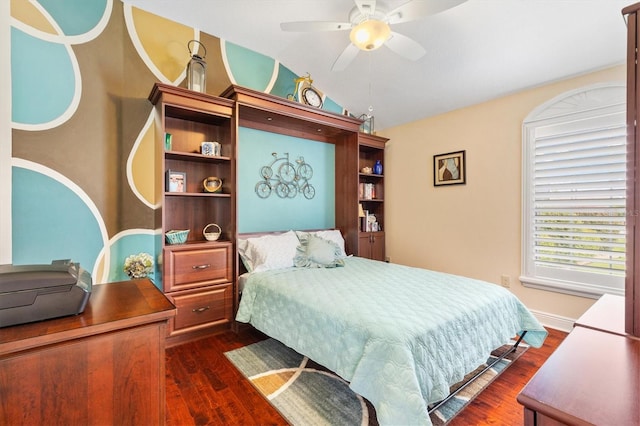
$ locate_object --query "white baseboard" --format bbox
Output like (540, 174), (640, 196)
(529, 309), (575, 333)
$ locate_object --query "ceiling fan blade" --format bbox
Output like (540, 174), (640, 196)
(354, 0), (377, 17)
(385, 0), (467, 25)
(385, 31), (426, 61)
(280, 21), (352, 32)
(332, 43), (360, 71)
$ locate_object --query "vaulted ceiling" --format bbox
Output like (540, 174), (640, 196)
(125, 0), (630, 130)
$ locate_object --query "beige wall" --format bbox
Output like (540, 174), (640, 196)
(382, 64), (626, 328)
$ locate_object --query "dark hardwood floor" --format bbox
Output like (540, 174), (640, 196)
(166, 327), (567, 426)
(449, 327), (567, 426)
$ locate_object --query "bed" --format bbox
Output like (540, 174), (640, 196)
(235, 230), (548, 426)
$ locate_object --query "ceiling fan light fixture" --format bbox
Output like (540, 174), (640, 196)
(349, 19), (390, 51)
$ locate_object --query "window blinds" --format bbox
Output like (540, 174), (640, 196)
(531, 111), (626, 291)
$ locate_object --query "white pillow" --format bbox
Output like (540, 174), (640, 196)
(296, 229), (347, 258)
(241, 231), (300, 273)
(237, 238), (252, 271)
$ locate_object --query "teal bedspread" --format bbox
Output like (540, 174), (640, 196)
(236, 257), (547, 425)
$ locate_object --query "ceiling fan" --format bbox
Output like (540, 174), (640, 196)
(280, 0), (467, 71)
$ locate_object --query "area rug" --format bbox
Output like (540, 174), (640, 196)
(225, 338), (527, 426)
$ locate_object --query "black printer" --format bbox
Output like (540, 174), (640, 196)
(0, 260), (92, 328)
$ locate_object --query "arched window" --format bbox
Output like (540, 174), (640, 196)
(521, 83), (626, 298)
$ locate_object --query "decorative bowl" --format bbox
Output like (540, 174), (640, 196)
(203, 176), (223, 193)
(165, 229), (189, 245)
(203, 223), (221, 241)
(361, 167), (372, 174)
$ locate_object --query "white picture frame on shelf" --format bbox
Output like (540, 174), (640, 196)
(166, 170), (186, 193)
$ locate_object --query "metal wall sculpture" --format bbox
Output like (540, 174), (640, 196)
(255, 152), (315, 199)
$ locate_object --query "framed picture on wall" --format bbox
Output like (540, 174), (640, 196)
(166, 170), (186, 193)
(434, 150), (466, 186)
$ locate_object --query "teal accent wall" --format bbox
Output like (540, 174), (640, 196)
(238, 127), (335, 232)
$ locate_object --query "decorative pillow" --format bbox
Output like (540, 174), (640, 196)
(240, 231), (299, 273)
(296, 229), (347, 258)
(294, 233), (345, 268)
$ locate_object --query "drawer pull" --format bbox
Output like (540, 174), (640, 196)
(192, 264), (211, 270)
(192, 306), (210, 313)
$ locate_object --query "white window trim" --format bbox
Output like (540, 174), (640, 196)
(1, 1), (11, 264)
(521, 82), (626, 299)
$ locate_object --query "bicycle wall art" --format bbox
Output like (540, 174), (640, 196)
(255, 152), (316, 199)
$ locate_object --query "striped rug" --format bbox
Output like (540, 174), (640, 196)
(225, 338), (527, 425)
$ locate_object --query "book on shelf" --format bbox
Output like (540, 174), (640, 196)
(361, 210), (368, 232)
(361, 211), (380, 232)
(359, 183), (376, 200)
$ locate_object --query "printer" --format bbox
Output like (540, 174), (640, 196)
(0, 260), (92, 328)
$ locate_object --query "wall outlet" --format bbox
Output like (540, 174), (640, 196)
(500, 274), (511, 288)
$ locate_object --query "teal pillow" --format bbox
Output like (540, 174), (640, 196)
(294, 234), (345, 268)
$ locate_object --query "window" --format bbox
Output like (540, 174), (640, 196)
(521, 83), (626, 298)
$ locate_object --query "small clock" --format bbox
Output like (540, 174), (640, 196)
(301, 86), (323, 108)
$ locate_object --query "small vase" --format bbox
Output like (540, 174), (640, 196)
(373, 160), (383, 175)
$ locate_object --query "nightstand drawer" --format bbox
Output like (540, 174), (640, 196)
(164, 242), (232, 292)
(170, 284), (232, 334)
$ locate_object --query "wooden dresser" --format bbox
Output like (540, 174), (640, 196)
(517, 295), (640, 425)
(163, 240), (234, 345)
(0, 279), (175, 425)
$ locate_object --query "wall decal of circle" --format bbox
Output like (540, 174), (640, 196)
(270, 64), (298, 100)
(223, 41), (277, 93)
(11, 27), (81, 130)
(12, 159), (108, 282)
(11, 0), (111, 42)
(36, 0), (111, 37)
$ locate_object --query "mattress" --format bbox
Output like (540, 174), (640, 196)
(236, 256), (547, 425)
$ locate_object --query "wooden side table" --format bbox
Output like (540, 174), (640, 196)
(0, 279), (176, 425)
(517, 322), (640, 425)
(572, 293), (634, 337)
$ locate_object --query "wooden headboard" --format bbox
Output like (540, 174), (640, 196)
(237, 228), (337, 241)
